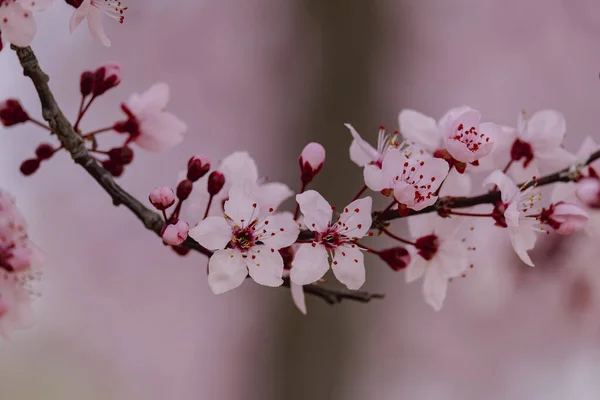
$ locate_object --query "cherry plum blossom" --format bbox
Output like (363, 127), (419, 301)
(0, 0), (54, 50)
(69, 0), (127, 47)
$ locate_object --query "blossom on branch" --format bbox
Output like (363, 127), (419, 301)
(188, 185), (299, 294)
(291, 190), (372, 290)
(0, 0), (54, 50)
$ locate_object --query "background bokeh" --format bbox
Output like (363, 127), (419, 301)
(1, 1), (600, 399)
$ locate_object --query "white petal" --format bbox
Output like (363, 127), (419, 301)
(0, 3), (37, 47)
(296, 190), (332, 232)
(253, 182), (293, 217)
(20, 0), (55, 11)
(381, 149), (408, 184)
(69, 0), (91, 33)
(331, 244), (365, 290)
(258, 213), (300, 249)
(345, 124), (379, 166)
(363, 164), (386, 191)
(290, 244), (329, 285)
(535, 147), (576, 172)
(551, 182), (577, 203)
(290, 283), (307, 315)
(246, 246), (284, 287)
(423, 267), (449, 311)
(439, 168), (472, 197)
(398, 109), (440, 152)
(129, 82), (170, 113)
(207, 249), (248, 294)
(188, 216), (231, 250)
(523, 110), (566, 151)
(135, 112), (186, 152)
(482, 170), (518, 204)
(576, 136), (600, 162)
(336, 196), (372, 238)
(224, 185), (258, 226)
(436, 238), (469, 278)
(405, 253), (427, 283)
(86, 7), (111, 47)
(508, 222), (537, 267)
(218, 151), (259, 187)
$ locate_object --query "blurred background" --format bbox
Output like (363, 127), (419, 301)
(1, 0), (600, 399)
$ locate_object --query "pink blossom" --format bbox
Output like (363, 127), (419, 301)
(92, 63), (121, 96)
(381, 149), (449, 211)
(299, 142), (325, 185)
(162, 220), (189, 246)
(541, 202), (589, 235)
(187, 155), (211, 182)
(188, 185), (299, 294)
(0, 0), (54, 50)
(114, 83), (187, 152)
(291, 190), (372, 290)
(149, 186), (175, 210)
(577, 179), (600, 209)
(442, 108), (496, 163)
(69, 0), (127, 47)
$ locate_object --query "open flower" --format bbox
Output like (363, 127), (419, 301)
(381, 149), (449, 211)
(69, 0), (127, 47)
(442, 108), (495, 163)
(188, 185), (299, 294)
(114, 83), (187, 152)
(0, 0), (54, 50)
(291, 190), (372, 290)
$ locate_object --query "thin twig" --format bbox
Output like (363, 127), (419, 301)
(12, 45), (383, 304)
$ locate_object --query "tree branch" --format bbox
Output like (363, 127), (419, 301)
(12, 45), (384, 305)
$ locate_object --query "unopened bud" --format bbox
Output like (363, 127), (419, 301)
(377, 247), (411, 271)
(577, 178), (600, 209)
(149, 186), (176, 210)
(108, 146), (134, 165)
(80, 71), (95, 97)
(207, 171), (225, 196)
(299, 142), (326, 185)
(20, 158), (40, 176)
(93, 63), (121, 96)
(172, 245), (191, 256)
(35, 143), (54, 160)
(187, 155), (211, 182)
(102, 159), (124, 177)
(162, 220), (189, 246)
(0, 99), (29, 126)
(65, 0), (84, 8)
(545, 202), (589, 235)
(176, 179), (193, 200)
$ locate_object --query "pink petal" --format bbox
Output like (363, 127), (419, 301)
(336, 196), (372, 238)
(423, 266), (449, 311)
(224, 185), (258, 226)
(188, 216), (232, 250)
(245, 245), (284, 287)
(482, 170), (518, 204)
(290, 244), (329, 285)
(207, 249), (248, 294)
(398, 109), (440, 152)
(290, 283), (307, 315)
(331, 244), (365, 290)
(258, 213), (300, 249)
(522, 110), (566, 151)
(0, 3), (37, 47)
(86, 6), (111, 47)
(345, 124), (379, 166)
(295, 190), (332, 232)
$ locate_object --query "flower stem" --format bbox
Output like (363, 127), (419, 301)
(448, 210), (493, 217)
(74, 95), (96, 131)
(502, 159), (514, 174)
(28, 117), (50, 131)
(351, 185), (368, 202)
(380, 228), (416, 246)
(293, 183), (307, 220)
(82, 126), (114, 139)
(203, 195), (214, 220)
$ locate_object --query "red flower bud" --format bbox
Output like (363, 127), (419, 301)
(35, 143), (54, 160)
(102, 159), (124, 177)
(176, 179), (193, 200)
(149, 186), (176, 210)
(108, 146), (134, 165)
(20, 159), (40, 176)
(187, 155), (211, 182)
(299, 142), (326, 185)
(377, 247), (411, 271)
(207, 171), (225, 196)
(0, 99), (29, 126)
(93, 64), (121, 96)
(80, 71), (95, 97)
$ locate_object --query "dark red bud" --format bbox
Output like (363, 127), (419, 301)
(93, 64), (121, 96)
(172, 245), (191, 256)
(65, 0), (84, 7)
(108, 146), (134, 165)
(0, 99), (29, 126)
(20, 158), (40, 176)
(35, 143), (54, 160)
(207, 171), (225, 196)
(102, 159), (124, 177)
(510, 139), (535, 168)
(377, 247), (411, 271)
(187, 156), (211, 182)
(80, 71), (95, 97)
(176, 179), (193, 200)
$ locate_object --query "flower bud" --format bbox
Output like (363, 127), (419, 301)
(0, 99), (29, 127)
(93, 63), (121, 96)
(187, 155), (211, 182)
(149, 186), (176, 210)
(80, 71), (95, 97)
(162, 220), (189, 246)
(108, 146), (134, 165)
(299, 142), (325, 185)
(20, 158), (40, 176)
(207, 171), (225, 196)
(35, 143), (54, 160)
(102, 159), (124, 177)
(172, 245), (191, 256)
(577, 178), (600, 209)
(65, 0), (84, 8)
(176, 179), (193, 200)
(540, 202), (589, 235)
(377, 247), (411, 271)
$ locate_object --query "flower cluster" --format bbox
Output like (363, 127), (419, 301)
(0, 188), (39, 338)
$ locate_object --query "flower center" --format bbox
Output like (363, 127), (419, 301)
(453, 123), (490, 152)
(415, 234), (439, 261)
(395, 160), (436, 203)
(91, 0), (127, 23)
(492, 201), (508, 227)
(231, 226), (256, 252)
(510, 139), (534, 167)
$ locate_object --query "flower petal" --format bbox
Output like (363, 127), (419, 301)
(482, 170), (518, 204)
(523, 110), (566, 151)
(207, 249), (248, 294)
(508, 221), (537, 267)
(258, 213), (300, 249)
(0, 2), (37, 47)
(290, 282), (307, 315)
(86, 7), (111, 47)
(290, 244), (329, 285)
(423, 266), (449, 311)
(135, 111), (186, 152)
(224, 185), (258, 226)
(219, 151), (259, 188)
(363, 164), (386, 191)
(346, 124), (379, 166)
(331, 244), (365, 290)
(405, 252), (427, 283)
(398, 109), (440, 152)
(296, 190), (332, 232)
(336, 196), (372, 239)
(253, 182), (293, 217)
(246, 245), (284, 287)
(188, 216), (231, 250)
(20, 0), (55, 11)
(439, 168), (472, 197)
(436, 238), (469, 278)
